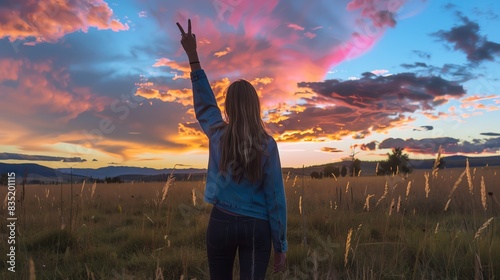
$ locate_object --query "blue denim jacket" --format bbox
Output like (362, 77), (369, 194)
(191, 69), (288, 253)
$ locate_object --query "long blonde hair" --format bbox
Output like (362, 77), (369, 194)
(219, 80), (269, 183)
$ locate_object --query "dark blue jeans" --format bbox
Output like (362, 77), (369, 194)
(207, 206), (271, 280)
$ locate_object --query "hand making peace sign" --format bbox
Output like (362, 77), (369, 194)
(176, 19), (198, 58)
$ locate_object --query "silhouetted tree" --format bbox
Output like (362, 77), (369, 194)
(377, 147), (412, 175)
(349, 159), (361, 177)
(310, 171), (322, 179)
(323, 164), (340, 178)
(105, 176), (123, 183)
(340, 165), (347, 177)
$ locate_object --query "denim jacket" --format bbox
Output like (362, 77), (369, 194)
(191, 69), (288, 253)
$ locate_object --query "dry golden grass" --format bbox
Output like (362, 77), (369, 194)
(0, 166), (499, 279)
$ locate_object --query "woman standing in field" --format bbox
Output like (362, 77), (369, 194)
(176, 20), (287, 279)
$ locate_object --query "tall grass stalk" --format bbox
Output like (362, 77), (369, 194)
(432, 145), (442, 179)
(344, 228), (353, 267)
(481, 176), (487, 211)
(375, 182), (388, 207)
(466, 159), (474, 194)
(473, 217), (494, 241)
(405, 181), (411, 200)
(424, 172), (430, 198)
(363, 194), (375, 211)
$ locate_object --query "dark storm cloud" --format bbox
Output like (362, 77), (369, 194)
(400, 62), (429, 69)
(481, 132), (500, 137)
(299, 72), (464, 107)
(433, 14), (500, 64)
(413, 126), (433, 131)
(265, 72), (467, 142)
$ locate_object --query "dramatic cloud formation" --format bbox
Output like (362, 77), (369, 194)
(0, 0), (129, 44)
(0, 57), (112, 154)
(433, 13), (500, 64)
(262, 72), (465, 141)
(1, 0), (429, 164)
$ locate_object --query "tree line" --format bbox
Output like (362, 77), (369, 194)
(311, 147), (445, 179)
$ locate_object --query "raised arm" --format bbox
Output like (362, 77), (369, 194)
(176, 19), (224, 137)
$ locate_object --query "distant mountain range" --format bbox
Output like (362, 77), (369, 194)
(0, 163), (205, 183)
(1, 155), (499, 183)
(58, 166), (206, 178)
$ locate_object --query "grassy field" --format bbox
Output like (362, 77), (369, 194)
(1, 166), (499, 279)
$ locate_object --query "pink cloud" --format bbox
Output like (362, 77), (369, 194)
(0, 58), (114, 155)
(0, 59), (108, 122)
(0, 0), (128, 44)
(288, 23), (305, 31)
(304, 32), (317, 39)
(371, 69), (389, 75)
(346, 0), (399, 28)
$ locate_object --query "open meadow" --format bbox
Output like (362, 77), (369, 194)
(1, 166), (499, 279)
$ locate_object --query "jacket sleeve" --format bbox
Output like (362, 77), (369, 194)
(263, 138), (288, 253)
(191, 69), (224, 138)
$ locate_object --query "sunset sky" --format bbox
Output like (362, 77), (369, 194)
(1, 0), (499, 170)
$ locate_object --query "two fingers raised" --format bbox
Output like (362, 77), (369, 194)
(176, 19), (192, 36)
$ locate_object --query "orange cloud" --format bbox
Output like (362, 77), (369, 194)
(135, 87), (193, 106)
(0, 0), (128, 44)
(422, 112), (449, 120)
(214, 47), (232, 57)
(460, 94), (500, 113)
(174, 122), (209, 149)
(461, 94), (499, 103)
(153, 58), (190, 80)
(321, 147), (343, 153)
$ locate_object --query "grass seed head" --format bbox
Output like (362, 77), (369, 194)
(481, 176), (487, 210)
(344, 228), (353, 267)
(473, 217), (494, 241)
